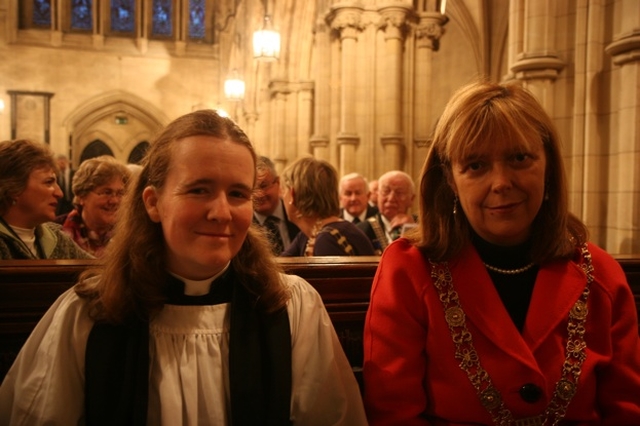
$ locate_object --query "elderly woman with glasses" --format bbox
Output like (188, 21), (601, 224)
(0, 139), (93, 260)
(60, 155), (131, 257)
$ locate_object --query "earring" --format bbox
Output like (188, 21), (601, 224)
(544, 191), (549, 201)
(452, 195), (458, 215)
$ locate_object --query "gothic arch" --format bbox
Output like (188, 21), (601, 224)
(63, 91), (169, 167)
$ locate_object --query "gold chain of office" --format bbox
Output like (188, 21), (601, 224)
(429, 244), (593, 426)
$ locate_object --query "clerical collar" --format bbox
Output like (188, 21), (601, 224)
(168, 262), (230, 296)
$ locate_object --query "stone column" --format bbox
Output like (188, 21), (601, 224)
(329, 5), (363, 177)
(378, 6), (410, 171)
(269, 83), (290, 172)
(413, 10), (448, 175)
(310, 20), (331, 161)
(297, 82), (315, 158)
(509, 0), (564, 106)
(605, 12), (640, 252)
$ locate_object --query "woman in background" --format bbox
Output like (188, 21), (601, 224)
(363, 81), (640, 424)
(0, 110), (366, 425)
(0, 139), (92, 259)
(280, 156), (375, 257)
(61, 155), (131, 257)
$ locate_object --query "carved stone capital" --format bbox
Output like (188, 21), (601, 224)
(309, 135), (330, 148)
(605, 28), (640, 66)
(414, 136), (431, 149)
(378, 6), (410, 39)
(380, 133), (404, 146)
(415, 11), (448, 51)
(511, 52), (565, 81)
(328, 6), (364, 40)
(269, 80), (292, 96)
(337, 132), (360, 146)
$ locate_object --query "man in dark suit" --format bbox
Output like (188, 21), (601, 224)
(357, 170), (416, 254)
(339, 173), (378, 224)
(55, 154), (75, 217)
(253, 156), (300, 255)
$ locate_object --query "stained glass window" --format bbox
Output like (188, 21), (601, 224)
(111, 0), (135, 33)
(32, 0), (52, 27)
(151, 0), (172, 37)
(71, 0), (93, 31)
(189, 0), (205, 39)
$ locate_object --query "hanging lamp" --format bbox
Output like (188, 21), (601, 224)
(224, 69), (245, 101)
(253, 12), (280, 61)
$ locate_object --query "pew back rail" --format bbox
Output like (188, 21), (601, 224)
(1, 256), (639, 383)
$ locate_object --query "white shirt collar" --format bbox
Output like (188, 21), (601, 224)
(255, 199), (285, 224)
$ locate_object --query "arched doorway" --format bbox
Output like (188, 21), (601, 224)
(79, 139), (114, 163)
(64, 91), (168, 168)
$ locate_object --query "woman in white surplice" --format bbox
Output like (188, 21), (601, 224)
(0, 110), (367, 426)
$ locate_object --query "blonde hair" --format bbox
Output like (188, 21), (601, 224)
(412, 80), (587, 262)
(281, 156), (340, 218)
(76, 110), (290, 323)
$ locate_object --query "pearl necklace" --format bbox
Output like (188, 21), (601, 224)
(483, 262), (536, 275)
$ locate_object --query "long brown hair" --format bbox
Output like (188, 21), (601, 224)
(75, 110), (290, 323)
(411, 80), (588, 262)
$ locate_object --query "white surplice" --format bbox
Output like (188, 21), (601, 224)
(0, 274), (367, 426)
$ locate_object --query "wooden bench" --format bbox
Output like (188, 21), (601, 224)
(1, 256), (639, 383)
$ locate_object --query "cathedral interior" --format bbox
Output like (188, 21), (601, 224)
(0, 0), (638, 254)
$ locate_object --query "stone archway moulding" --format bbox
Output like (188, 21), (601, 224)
(63, 91), (170, 165)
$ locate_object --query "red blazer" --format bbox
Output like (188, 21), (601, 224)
(363, 238), (640, 425)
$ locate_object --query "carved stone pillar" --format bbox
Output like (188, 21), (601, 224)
(329, 5), (363, 177)
(269, 84), (290, 171)
(378, 6), (410, 171)
(310, 20), (331, 160)
(509, 0), (564, 106)
(296, 82), (315, 158)
(413, 11), (448, 175)
(605, 27), (640, 253)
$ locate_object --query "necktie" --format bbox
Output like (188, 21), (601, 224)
(390, 227), (402, 241)
(352, 217), (361, 224)
(264, 216), (285, 255)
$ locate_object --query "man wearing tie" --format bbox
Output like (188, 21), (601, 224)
(339, 173), (378, 224)
(356, 170), (416, 254)
(55, 154), (74, 217)
(253, 156), (300, 255)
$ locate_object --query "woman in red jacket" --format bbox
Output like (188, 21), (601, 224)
(363, 81), (640, 424)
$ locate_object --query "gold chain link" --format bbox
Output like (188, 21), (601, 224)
(429, 244), (593, 425)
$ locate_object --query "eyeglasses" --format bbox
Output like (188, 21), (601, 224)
(93, 189), (126, 199)
(379, 188), (410, 201)
(255, 177), (279, 192)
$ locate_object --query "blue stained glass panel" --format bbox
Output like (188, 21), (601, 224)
(189, 0), (205, 39)
(71, 0), (93, 31)
(32, 0), (52, 26)
(111, 0), (135, 33)
(152, 0), (173, 37)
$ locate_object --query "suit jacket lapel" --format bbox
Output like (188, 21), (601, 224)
(448, 245), (588, 366)
(449, 247), (537, 367)
(523, 258), (587, 351)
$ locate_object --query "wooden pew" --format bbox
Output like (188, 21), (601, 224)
(1, 256), (639, 384)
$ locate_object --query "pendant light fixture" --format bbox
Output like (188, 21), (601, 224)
(224, 69), (245, 101)
(253, 1), (280, 61)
